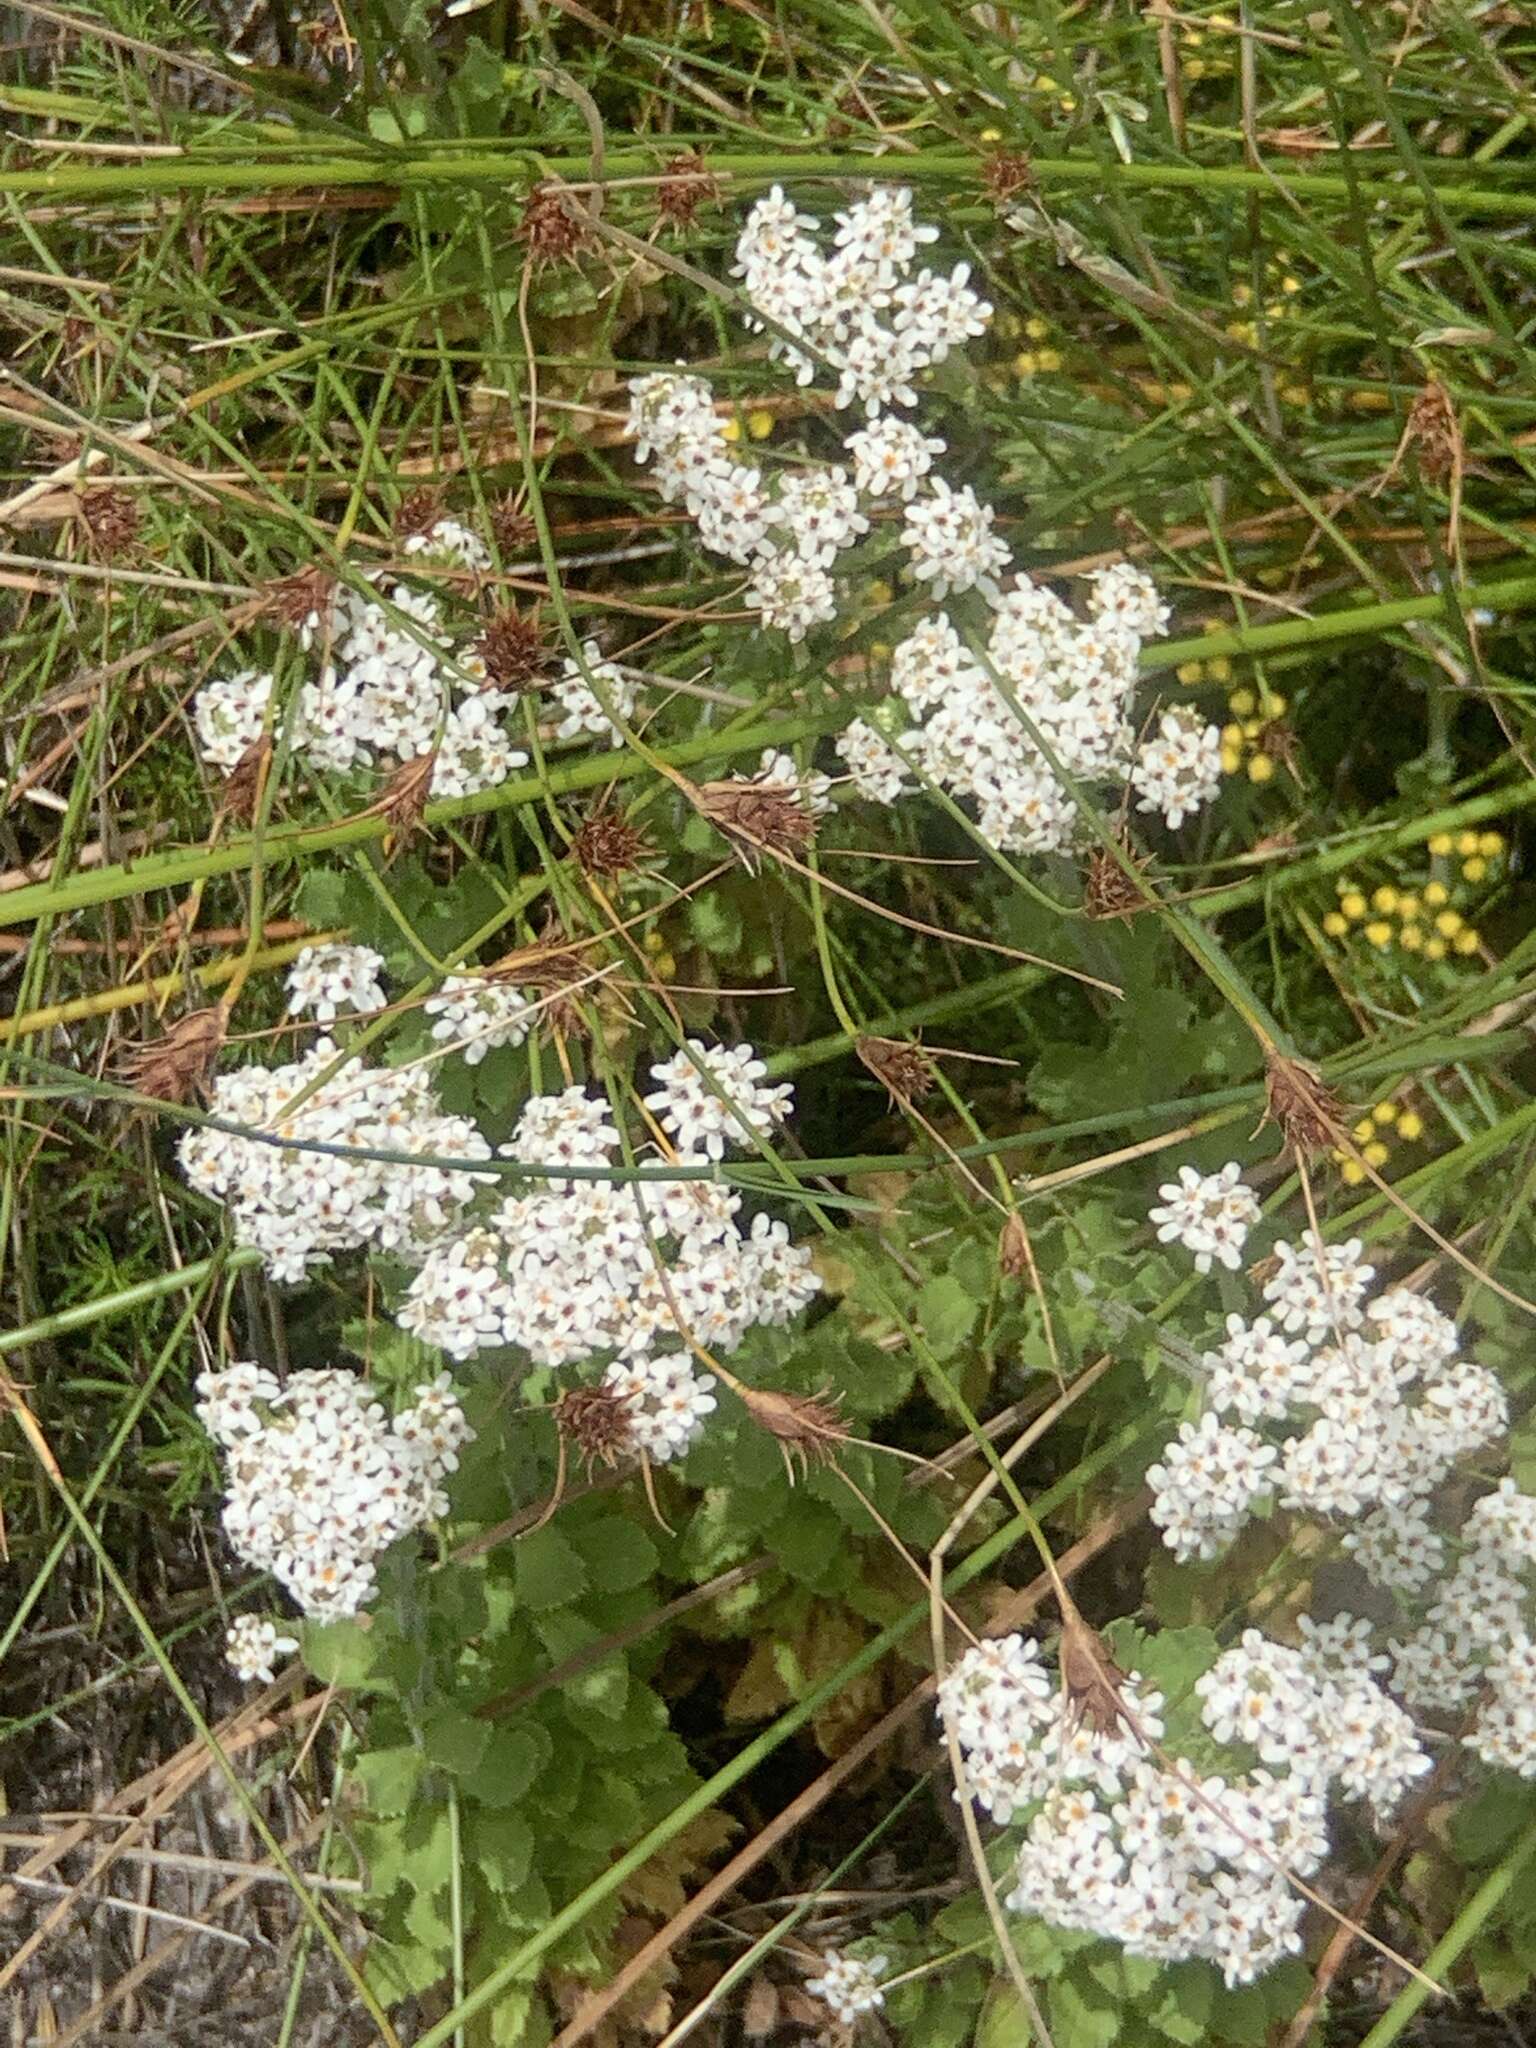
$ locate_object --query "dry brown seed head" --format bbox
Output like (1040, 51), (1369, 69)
(394, 487), (443, 540)
(1058, 1607), (1134, 1739)
(655, 152), (721, 229)
(264, 565), (338, 636)
(983, 151), (1035, 205)
(76, 486), (141, 559)
(118, 1005), (227, 1105)
(693, 779), (816, 869)
(552, 1383), (637, 1472)
(738, 1387), (846, 1472)
(998, 1213), (1033, 1281)
(475, 605), (549, 691)
(1082, 843), (1150, 921)
(518, 182), (590, 265)
(857, 1034), (936, 1110)
(1408, 379), (1459, 483)
(490, 493), (538, 557)
(378, 750), (436, 858)
(1264, 1046), (1347, 1156)
(221, 736), (273, 828)
(569, 806), (653, 880)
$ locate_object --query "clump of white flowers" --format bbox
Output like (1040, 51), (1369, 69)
(626, 186), (1221, 853)
(285, 942), (387, 1025)
(196, 1364), (471, 1620)
(1149, 1160), (1261, 1273)
(179, 1036), (493, 1284)
(805, 1950), (888, 2024)
(192, 574), (531, 801)
(224, 1612), (299, 1684)
(399, 1047), (819, 1465)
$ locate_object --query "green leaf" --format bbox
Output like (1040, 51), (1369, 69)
(294, 866), (351, 931)
(422, 1706), (490, 1778)
(570, 1514), (659, 1594)
(515, 1525), (590, 1611)
(473, 1811), (535, 1894)
(1046, 1970), (1120, 2048)
(354, 1743), (426, 1818)
(916, 1273), (978, 1360)
(1148, 1963), (1214, 2043)
(476, 1722), (554, 1808)
(302, 1616), (388, 1690)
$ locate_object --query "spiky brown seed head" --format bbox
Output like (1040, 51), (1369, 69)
(475, 605), (549, 691)
(394, 487), (443, 540)
(693, 779), (816, 869)
(490, 493), (538, 557)
(739, 1387), (847, 1472)
(1082, 843), (1150, 921)
(570, 806), (652, 880)
(118, 1005), (227, 1105)
(857, 1035), (936, 1111)
(518, 182), (590, 265)
(1264, 1046), (1347, 1156)
(264, 565), (338, 637)
(1058, 1608), (1135, 1739)
(983, 151), (1035, 205)
(655, 152), (721, 230)
(221, 736), (273, 828)
(998, 1212), (1033, 1281)
(378, 750), (436, 858)
(491, 924), (592, 1039)
(1408, 379), (1459, 483)
(552, 1383), (638, 1472)
(77, 486), (141, 560)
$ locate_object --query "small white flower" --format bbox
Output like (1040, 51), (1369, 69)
(1149, 1162), (1260, 1274)
(225, 1614), (299, 1684)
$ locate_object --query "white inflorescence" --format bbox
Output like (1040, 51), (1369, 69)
(285, 942), (388, 1025)
(179, 1037), (494, 1284)
(398, 1048), (819, 1458)
(1149, 1161), (1261, 1274)
(805, 1950), (888, 2024)
(197, 1364), (471, 1620)
(424, 974), (537, 1066)
(626, 187), (1221, 857)
(224, 1612), (299, 1684)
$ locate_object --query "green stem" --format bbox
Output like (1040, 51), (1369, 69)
(0, 1249), (260, 1356)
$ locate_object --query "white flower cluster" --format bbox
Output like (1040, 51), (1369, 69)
(285, 942), (387, 1026)
(1150, 1161), (1261, 1274)
(805, 1951), (888, 2025)
(939, 1619), (1429, 1988)
(196, 1364), (471, 1619)
(424, 974), (536, 1066)
(1147, 1216), (1507, 1562)
(401, 516), (491, 571)
(398, 1048), (818, 1468)
(627, 186), (1220, 851)
(193, 572), (528, 802)
(179, 1037), (493, 1284)
(224, 1612), (298, 1684)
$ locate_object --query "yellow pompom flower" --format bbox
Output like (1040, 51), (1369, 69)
(1397, 1110), (1424, 1142)
(1352, 1118), (1375, 1143)
(1396, 893), (1420, 920)
(1424, 936), (1448, 961)
(720, 417), (743, 444)
(1248, 753), (1275, 784)
(1228, 687), (1256, 716)
(1178, 661), (1205, 685)
(1461, 856), (1488, 883)
(1434, 909), (1464, 938)
(1372, 885), (1399, 914)
(1364, 1141), (1390, 1168)
(747, 409), (775, 440)
(1428, 831), (1453, 856)
(1339, 890), (1368, 921)
(1423, 881), (1449, 908)
(1322, 911), (1349, 937)
(1400, 925), (1424, 952)
(1456, 831), (1480, 857)
(1477, 831), (1504, 859)
(1340, 1158), (1367, 1186)
(1372, 1102), (1398, 1126)
(1364, 920), (1393, 948)
(1455, 927), (1481, 955)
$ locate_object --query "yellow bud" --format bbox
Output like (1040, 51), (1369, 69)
(865, 580), (893, 609)
(1352, 1118), (1376, 1143)
(1456, 831), (1480, 857)
(747, 408), (775, 440)
(1339, 891), (1367, 921)
(1282, 274), (1301, 295)
(1228, 687), (1257, 716)
(1014, 351), (1038, 378)
(1434, 909), (1463, 938)
(1455, 927), (1481, 955)
(1279, 383), (1309, 406)
(1364, 920), (1393, 948)
(1025, 315), (1050, 340)
(869, 642), (892, 660)
(1177, 661), (1206, 685)
(653, 951), (676, 980)
(720, 417), (743, 444)
(1400, 924), (1424, 952)
(1348, 388), (1393, 413)
(1247, 753), (1275, 784)
(1477, 831), (1504, 858)
(1423, 881), (1449, 908)
(1371, 885), (1399, 914)
(1207, 656), (1232, 682)
(1396, 894), (1420, 919)
(1036, 347), (1063, 372)
(1242, 719), (1264, 740)
(1397, 1110), (1424, 1142)
(1232, 282), (1252, 307)
(1461, 856), (1488, 883)
(1340, 1159), (1367, 1186)
(1202, 618), (1225, 636)
(1364, 1140), (1390, 1168)
(980, 126), (1003, 141)
(1221, 722), (1245, 746)
(1220, 747), (1244, 777)
(1372, 1102), (1398, 1126)
(1265, 693), (1288, 717)
(1428, 831), (1453, 856)
(1322, 911), (1349, 937)
(1424, 936), (1448, 961)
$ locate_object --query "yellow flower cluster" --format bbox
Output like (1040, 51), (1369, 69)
(1320, 830), (1504, 963)
(1179, 10), (1237, 79)
(1332, 1098), (1426, 1187)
